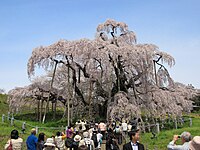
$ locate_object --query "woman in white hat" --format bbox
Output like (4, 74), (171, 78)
(189, 136), (200, 150)
(43, 138), (58, 150)
(70, 135), (82, 150)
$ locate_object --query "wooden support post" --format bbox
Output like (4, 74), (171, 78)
(175, 119), (178, 129)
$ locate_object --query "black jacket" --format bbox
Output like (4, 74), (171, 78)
(123, 142), (144, 150)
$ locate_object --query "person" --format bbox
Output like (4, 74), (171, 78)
(123, 129), (144, 150)
(4, 129), (23, 150)
(22, 122), (26, 134)
(80, 120), (87, 131)
(167, 131), (192, 150)
(55, 131), (66, 150)
(122, 120), (128, 135)
(189, 136), (200, 150)
(66, 126), (73, 139)
(43, 138), (58, 150)
(98, 121), (106, 140)
(26, 128), (38, 150)
(75, 121), (81, 133)
(96, 130), (103, 149)
(71, 134), (82, 150)
(127, 122), (132, 133)
(91, 129), (99, 149)
(114, 124), (122, 145)
(79, 131), (95, 150)
(36, 132), (46, 150)
(51, 135), (56, 146)
(106, 133), (120, 150)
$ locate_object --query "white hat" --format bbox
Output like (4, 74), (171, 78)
(74, 135), (82, 142)
(44, 138), (55, 147)
(189, 136), (200, 150)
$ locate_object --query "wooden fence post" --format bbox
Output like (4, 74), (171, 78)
(2, 114), (5, 122)
(11, 117), (14, 126)
(189, 118), (192, 127)
(156, 123), (160, 133)
(147, 123), (151, 132)
(7, 112), (10, 121)
(36, 126), (38, 134)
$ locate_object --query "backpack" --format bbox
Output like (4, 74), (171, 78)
(91, 133), (98, 148)
(65, 138), (73, 148)
(71, 141), (79, 150)
(85, 139), (91, 150)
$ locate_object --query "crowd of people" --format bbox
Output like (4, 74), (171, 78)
(4, 119), (200, 150)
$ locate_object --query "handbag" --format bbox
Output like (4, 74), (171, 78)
(7, 139), (12, 150)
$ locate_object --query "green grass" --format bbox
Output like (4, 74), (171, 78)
(0, 94), (67, 148)
(0, 94), (200, 149)
(140, 116), (200, 150)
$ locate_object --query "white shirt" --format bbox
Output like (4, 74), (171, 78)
(122, 122), (128, 131)
(167, 141), (189, 150)
(127, 124), (132, 132)
(131, 142), (138, 150)
(81, 121), (86, 131)
(97, 133), (103, 141)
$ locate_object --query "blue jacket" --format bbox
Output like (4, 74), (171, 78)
(26, 134), (38, 150)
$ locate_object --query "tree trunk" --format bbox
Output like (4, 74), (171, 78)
(42, 61), (58, 123)
(88, 79), (93, 120)
(99, 100), (108, 120)
(37, 100), (40, 121)
(39, 100), (43, 123)
(67, 65), (70, 127)
(153, 60), (158, 86)
(53, 99), (57, 120)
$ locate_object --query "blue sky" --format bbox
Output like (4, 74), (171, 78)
(0, 0), (200, 92)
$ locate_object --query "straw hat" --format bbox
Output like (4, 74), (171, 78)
(189, 136), (200, 150)
(74, 135), (82, 142)
(44, 138), (56, 147)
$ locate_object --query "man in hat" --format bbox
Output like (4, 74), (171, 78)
(123, 129), (144, 150)
(167, 131), (192, 150)
(26, 128), (38, 150)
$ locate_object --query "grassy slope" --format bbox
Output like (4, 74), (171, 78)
(0, 94), (65, 149)
(0, 94), (200, 149)
(140, 115), (200, 149)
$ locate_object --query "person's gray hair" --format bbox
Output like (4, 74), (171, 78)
(181, 131), (192, 142)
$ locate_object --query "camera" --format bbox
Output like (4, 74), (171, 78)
(178, 135), (181, 138)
